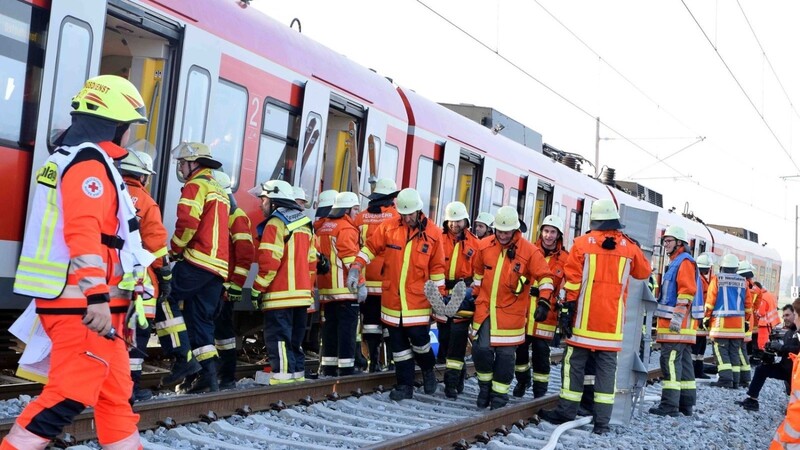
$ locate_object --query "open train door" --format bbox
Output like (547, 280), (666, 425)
(26, 0), (107, 213)
(358, 107), (388, 204)
(296, 79), (329, 213)
(522, 174), (538, 241)
(436, 140), (461, 222)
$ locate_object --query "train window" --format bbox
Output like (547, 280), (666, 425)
(440, 163), (456, 213)
(0, 1), (45, 149)
(180, 66), (210, 143)
(257, 101), (300, 184)
(491, 183), (504, 214)
(205, 79), (247, 191)
(48, 18), (92, 149)
(378, 142), (398, 181)
(416, 155), (442, 220)
(509, 188), (519, 210)
(299, 112), (322, 201)
(569, 210), (578, 239)
(481, 178), (493, 213)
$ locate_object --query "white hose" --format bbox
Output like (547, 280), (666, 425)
(540, 416), (593, 450)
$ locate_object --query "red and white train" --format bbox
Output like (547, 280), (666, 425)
(1, 0), (781, 323)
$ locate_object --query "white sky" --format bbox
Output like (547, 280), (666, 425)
(255, 0), (800, 281)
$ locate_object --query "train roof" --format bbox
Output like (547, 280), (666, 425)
(148, 0), (407, 121)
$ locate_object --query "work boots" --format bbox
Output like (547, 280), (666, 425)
(184, 358), (219, 394)
(477, 381), (491, 408)
(457, 366), (466, 394)
(490, 392), (509, 410)
(130, 371), (152, 403)
(512, 370), (531, 398)
(648, 404), (679, 417)
(422, 369), (438, 395)
(389, 384), (414, 401)
(443, 369), (460, 399)
(160, 355), (201, 388)
(739, 397), (760, 411)
(217, 349), (237, 391)
(694, 360), (709, 379)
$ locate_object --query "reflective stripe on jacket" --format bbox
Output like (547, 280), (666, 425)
(171, 168), (229, 278)
(526, 237), (567, 339)
(472, 232), (554, 346)
(758, 289), (782, 328)
(695, 272), (713, 336)
(655, 248), (698, 344)
(563, 230), (651, 352)
(770, 354), (800, 449)
(354, 213), (446, 327)
(227, 207), (255, 287)
(354, 206), (399, 295)
(317, 214), (360, 302)
(705, 273), (751, 339)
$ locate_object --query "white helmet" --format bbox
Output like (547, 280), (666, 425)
(370, 178), (399, 199)
(170, 142), (222, 169)
(119, 150), (156, 176)
(737, 260), (755, 275)
(696, 253), (712, 269)
(395, 188), (424, 214)
(475, 212), (494, 227)
(333, 191), (359, 209)
(293, 186), (309, 203)
(260, 179), (294, 200)
(720, 254), (740, 269)
(213, 170), (233, 195)
(494, 206), (520, 232)
(590, 199), (620, 221)
(444, 201), (469, 222)
(664, 225), (688, 244)
(540, 215), (564, 235)
(318, 189), (338, 208)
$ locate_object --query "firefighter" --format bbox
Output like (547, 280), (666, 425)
(539, 198), (650, 435)
(473, 212), (494, 240)
(294, 186), (310, 211)
(754, 280), (781, 351)
(737, 260), (757, 387)
(253, 180), (316, 384)
(349, 188), (445, 400)
(353, 178), (400, 372)
(430, 201), (480, 399)
(117, 147), (171, 402)
(306, 189), (338, 356)
(649, 225), (699, 417)
(704, 254), (752, 389)
(212, 171), (255, 390)
(469, 206), (555, 409)
(692, 253), (714, 379)
(160, 142), (229, 394)
(769, 297), (800, 449)
(317, 192), (367, 376)
(314, 189), (339, 228)
(514, 214), (568, 399)
(2, 75), (150, 449)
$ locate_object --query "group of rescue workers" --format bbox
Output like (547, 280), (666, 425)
(1, 74), (799, 449)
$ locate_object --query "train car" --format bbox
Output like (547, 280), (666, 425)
(0, 0), (780, 366)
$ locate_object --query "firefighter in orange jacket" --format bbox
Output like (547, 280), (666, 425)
(514, 215), (567, 399)
(159, 142), (229, 394)
(353, 178), (400, 372)
(350, 188), (445, 400)
(473, 212), (494, 240)
(212, 171), (255, 390)
(117, 147), (171, 402)
(317, 192), (366, 376)
(2, 75), (149, 450)
(769, 298), (800, 450)
(470, 206), (555, 410)
(540, 199), (650, 435)
(429, 201), (481, 399)
(704, 254), (752, 389)
(755, 281), (781, 349)
(649, 225), (699, 417)
(692, 253), (714, 379)
(253, 180), (316, 384)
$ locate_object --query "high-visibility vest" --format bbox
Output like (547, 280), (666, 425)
(14, 143), (154, 299)
(656, 252), (704, 319)
(710, 273), (746, 317)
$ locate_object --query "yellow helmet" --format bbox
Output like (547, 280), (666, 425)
(170, 142), (222, 169)
(494, 206), (520, 232)
(590, 199), (620, 221)
(540, 215), (564, 234)
(395, 188), (424, 214)
(71, 75), (147, 124)
(696, 253), (712, 269)
(720, 254), (740, 269)
(213, 171), (233, 195)
(475, 212), (494, 227)
(318, 189), (338, 208)
(664, 225), (688, 244)
(444, 201), (469, 222)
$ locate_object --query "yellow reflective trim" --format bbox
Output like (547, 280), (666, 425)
(151, 246), (168, 258)
(19, 256), (68, 270)
(579, 254), (597, 329)
(449, 242), (460, 280)
(399, 242), (412, 312)
(17, 263), (67, 278)
(564, 281), (581, 290)
(489, 251), (506, 334)
(232, 233), (252, 242)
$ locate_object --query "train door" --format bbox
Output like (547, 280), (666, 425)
(436, 141), (461, 222)
(523, 175), (538, 242)
(294, 79), (328, 208)
(320, 92), (365, 197)
(531, 182), (553, 236)
(458, 151), (483, 222)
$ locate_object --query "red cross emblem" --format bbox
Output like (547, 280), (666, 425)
(82, 177), (104, 198)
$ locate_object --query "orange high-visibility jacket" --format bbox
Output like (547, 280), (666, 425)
(472, 232), (555, 346)
(526, 237), (568, 339)
(770, 353), (800, 449)
(254, 208), (315, 310)
(354, 213), (446, 327)
(434, 228), (481, 323)
(656, 247), (698, 344)
(758, 289), (781, 328)
(171, 168), (229, 278)
(354, 205), (399, 295)
(695, 272), (714, 337)
(563, 230), (651, 352)
(227, 207), (255, 288)
(704, 273), (752, 339)
(317, 214), (361, 302)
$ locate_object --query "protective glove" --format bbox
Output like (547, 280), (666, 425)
(558, 302), (575, 338)
(512, 275), (529, 295)
(346, 266), (361, 294)
(316, 252), (331, 276)
(745, 321), (750, 333)
(533, 298), (550, 323)
(702, 317), (711, 331)
(156, 265), (172, 299)
(424, 280), (447, 316)
(251, 289), (262, 310)
(226, 284), (243, 302)
(469, 324), (479, 341)
(357, 283), (368, 304)
(669, 309), (685, 333)
(168, 250), (184, 262)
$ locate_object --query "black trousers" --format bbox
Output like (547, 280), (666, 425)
(263, 306), (307, 382)
(387, 322), (435, 387)
(320, 301), (360, 375)
(747, 362), (791, 398)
